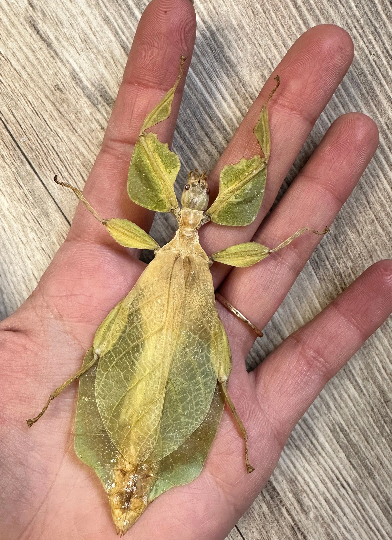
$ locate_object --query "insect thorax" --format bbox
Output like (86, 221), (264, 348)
(179, 207), (205, 233)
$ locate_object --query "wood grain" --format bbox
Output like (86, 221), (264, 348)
(0, 0), (391, 538)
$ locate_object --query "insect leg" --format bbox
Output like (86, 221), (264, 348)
(26, 348), (98, 427)
(268, 226), (329, 253)
(54, 175), (158, 250)
(219, 381), (255, 474)
(54, 175), (104, 222)
(211, 226), (329, 268)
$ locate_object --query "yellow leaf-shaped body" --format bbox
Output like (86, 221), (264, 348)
(75, 237), (230, 534)
(94, 239), (229, 465)
(27, 56), (278, 537)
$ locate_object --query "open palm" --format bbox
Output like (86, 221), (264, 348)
(1, 0), (391, 538)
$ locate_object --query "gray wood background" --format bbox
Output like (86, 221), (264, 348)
(0, 0), (391, 538)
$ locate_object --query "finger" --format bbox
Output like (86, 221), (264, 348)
(201, 24), (354, 274)
(216, 112), (379, 359)
(67, 0), (196, 245)
(254, 260), (392, 448)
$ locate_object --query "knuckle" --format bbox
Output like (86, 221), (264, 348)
(100, 134), (135, 162)
(289, 333), (336, 384)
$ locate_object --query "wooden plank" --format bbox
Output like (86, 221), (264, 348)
(0, 0), (391, 538)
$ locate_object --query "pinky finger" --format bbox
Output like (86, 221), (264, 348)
(254, 260), (392, 447)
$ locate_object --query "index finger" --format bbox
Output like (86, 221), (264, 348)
(67, 0), (196, 245)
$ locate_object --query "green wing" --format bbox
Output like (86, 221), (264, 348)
(74, 358), (224, 532)
(147, 249), (230, 462)
(148, 383), (225, 501)
(74, 348), (121, 491)
(74, 355), (224, 497)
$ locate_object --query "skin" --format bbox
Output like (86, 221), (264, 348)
(1, 0), (391, 538)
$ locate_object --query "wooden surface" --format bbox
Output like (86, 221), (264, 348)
(0, 0), (391, 538)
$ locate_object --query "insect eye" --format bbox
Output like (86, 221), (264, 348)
(185, 184), (190, 190)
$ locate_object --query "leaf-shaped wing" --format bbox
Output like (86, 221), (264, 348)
(77, 246), (229, 533)
(75, 348), (120, 490)
(147, 250), (230, 462)
(127, 133), (180, 212)
(206, 156), (267, 226)
(94, 248), (219, 465)
(75, 356), (224, 533)
(148, 383), (225, 501)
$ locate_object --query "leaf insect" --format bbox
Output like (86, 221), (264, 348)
(27, 56), (328, 535)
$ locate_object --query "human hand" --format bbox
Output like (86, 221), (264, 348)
(1, 0), (391, 538)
